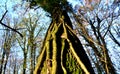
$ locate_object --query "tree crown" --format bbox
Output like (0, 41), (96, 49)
(30, 0), (70, 13)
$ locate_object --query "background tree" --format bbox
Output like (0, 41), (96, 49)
(0, 1), (47, 73)
(0, 15), (18, 74)
(72, 0), (120, 73)
(17, 12), (45, 74)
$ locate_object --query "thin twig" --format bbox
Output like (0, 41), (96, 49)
(0, 10), (8, 21)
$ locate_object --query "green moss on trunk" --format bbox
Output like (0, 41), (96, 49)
(34, 10), (95, 74)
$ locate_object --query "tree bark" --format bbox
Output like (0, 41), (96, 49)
(34, 9), (95, 74)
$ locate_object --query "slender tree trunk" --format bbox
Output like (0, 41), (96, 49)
(23, 53), (27, 74)
(13, 58), (17, 74)
(102, 42), (116, 74)
(30, 32), (35, 74)
(0, 51), (5, 74)
(3, 54), (9, 74)
(33, 44), (36, 70)
(30, 48), (33, 74)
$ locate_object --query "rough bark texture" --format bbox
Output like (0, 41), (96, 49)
(34, 10), (95, 74)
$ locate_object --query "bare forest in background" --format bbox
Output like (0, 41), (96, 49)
(0, 0), (120, 74)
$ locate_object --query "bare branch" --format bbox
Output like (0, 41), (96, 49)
(0, 11), (23, 37)
(109, 29), (120, 46)
(0, 10), (8, 21)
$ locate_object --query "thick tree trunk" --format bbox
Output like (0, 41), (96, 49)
(34, 10), (95, 74)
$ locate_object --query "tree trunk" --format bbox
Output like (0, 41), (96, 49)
(3, 56), (8, 74)
(34, 9), (95, 74)
(0, 51), (5, 74)
(29, 32), (36, 74)
(23, 53), (27, 74)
